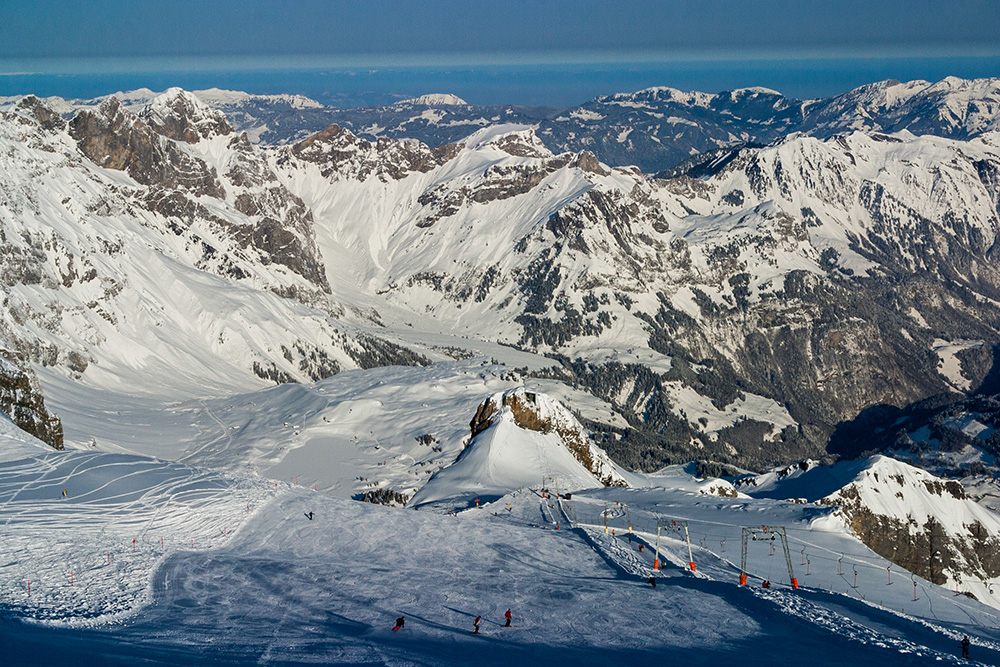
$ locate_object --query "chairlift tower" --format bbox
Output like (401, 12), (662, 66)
(654, 518), (696, 572)
(739, 526), (797, 589)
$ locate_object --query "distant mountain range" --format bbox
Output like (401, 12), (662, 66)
(12, 76), (997, 173)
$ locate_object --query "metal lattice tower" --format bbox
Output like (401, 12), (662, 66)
(739, 526), (797, 589)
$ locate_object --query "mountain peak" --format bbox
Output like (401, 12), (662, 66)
(410, 388), (626, 507)
(139, 87), (233, 143)
(394, 93), (468, 106)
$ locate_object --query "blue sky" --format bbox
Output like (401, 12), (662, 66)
(1, 0), (998, 105)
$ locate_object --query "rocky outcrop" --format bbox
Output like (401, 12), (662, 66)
(824, 457), (1000, 592)
(0, 352), (62, 450)
(138, 87), (233, 143)
(470, 388), (627, 487)
(15, 96), (66, 133)
(287, 123), (461, 181)
(69, 98), (225, 198)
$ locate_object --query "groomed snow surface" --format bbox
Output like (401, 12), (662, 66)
(4, 400), (1000, 665)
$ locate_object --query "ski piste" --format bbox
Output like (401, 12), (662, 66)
(2, 422), (1000, 666)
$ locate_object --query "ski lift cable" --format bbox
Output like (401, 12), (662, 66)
(648, 513), (898, 571)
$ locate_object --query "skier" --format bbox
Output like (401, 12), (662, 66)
(392, 616), (404, 632)
(638, 544), (644, 552)
(304, 511), (313, 520)
(504, 608), (512, 627)
(762, 580), (771, 589)
(648, 576), (656, 588)
(473, 615), (482, 634)
(961, 635), (970, 659)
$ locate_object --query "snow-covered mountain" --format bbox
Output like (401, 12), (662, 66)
(15, 77), (1000, 174)
(5, 79), (1000, 664)
(742, 455), (1000, 600)
(0, 90), (427, 397)
(411, 387), (626, 507)
(262, 114), (1000, 470)
(5, 87), (1000, 472)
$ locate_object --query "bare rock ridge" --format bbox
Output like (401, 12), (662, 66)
(288, 123), (461, 182)
(138, 87), (233, 143)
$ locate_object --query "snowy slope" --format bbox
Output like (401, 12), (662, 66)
(2, 448), (1000, 664)
(0, 446), (278, 621)
(0, 410), (52, 461)
(741, 455), (1000, 603)
(411, 388), (627, 507)
(0, 92), (427, 398)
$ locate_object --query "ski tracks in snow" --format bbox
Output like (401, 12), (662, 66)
(570, 504), (983, 664)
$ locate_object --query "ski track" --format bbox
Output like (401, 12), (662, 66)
(0, 451), (279, 621)
(3, 449), (1000, 663)
(561, 496), (1000, 665)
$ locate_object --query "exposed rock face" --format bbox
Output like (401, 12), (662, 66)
(0, 352), (62, 450)
(138, 87), (233, 143)
(470, 388), (627, 487)
(16, 96), (66, 133)
(69, 98), (226, 198)
(824, 457), (1000, 591)
(287, 123), (461, 181)
(66, 94), (331, 296)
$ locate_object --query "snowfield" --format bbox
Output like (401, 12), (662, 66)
(6, 81), (1000, 666)
(3, 392), (1000, 665)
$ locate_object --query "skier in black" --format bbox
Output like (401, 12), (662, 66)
(392, 616), (404, 632)
(961, 635), (970, 659)
(648, 576), (656, 588)
(304, 511), (314, 520)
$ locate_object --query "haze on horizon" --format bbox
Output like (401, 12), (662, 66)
(1, 0), (998, 106)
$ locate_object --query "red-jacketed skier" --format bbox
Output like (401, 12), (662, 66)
(504, 609), (512, 627)
(473, 615), (482, 634)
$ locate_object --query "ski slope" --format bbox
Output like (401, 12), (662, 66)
(2, 422), (1000, 665)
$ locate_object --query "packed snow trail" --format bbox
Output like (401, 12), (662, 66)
(560, 490), (1000, 665)
(4, 488), (992, 666)
(0, 451), (277, 620)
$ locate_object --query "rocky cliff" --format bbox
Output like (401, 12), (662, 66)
(0, 351), (62, 450)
